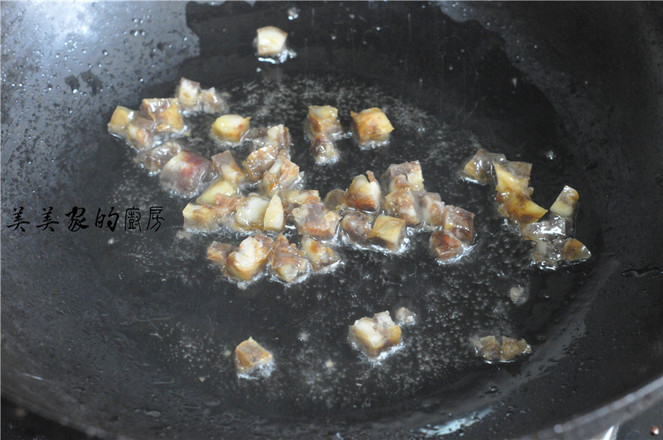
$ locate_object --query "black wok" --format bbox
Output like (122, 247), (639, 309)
(2, 2), (662, 439)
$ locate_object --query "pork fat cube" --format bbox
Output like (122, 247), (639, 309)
(235, 337), (274, 375)
(281, 190), (321, 216)
(260, 151), (301, 196)
(307, 105), (342, 138)
(420, 192), (446, 228)
(497, 192), (548, 226)
(370, 215), (406, 251)
(550, 185), (579, 220)
(561, 238), (591, 262)
(175, 78), (201, 112)
(134, 141), (182, 174)
(263, 194), (285, 232)
(207, 241), (233, 268)
(341, 210), (374, 244)
(234, 194), (270, 230)
(125, 116), (157, 151)
(211, 114), (250, 144)
(324, 188), (346, 211)
(211, 150), (246, 185)
(494, 161), (533, 198)
(225, 233), (274, 281)
(461, 149), (506, 184)
(199, 87), (227, 114)
(255, 26), (288, 57)
(382, 161), (424, 193)
(430, 230), (465, 261)
(471, 335), (501, 361)
(107, 105), (136, 137)
(500, 336), (532, 362)
(300, 236), (341, 271)
(311, 133), (340, 164)
(196, 177), (238, 205)
(291, 201), (340, 240)
(160, 151), (214, 197)
(269, 235), (308, 282)
(345, 171), (381, 212)
(385, 188), (420, 226)
(394, 307), (416, 325)
(350, 107), (394, 145)
(443, 205), (475, 243)
(243, 144), (279, 182)
(141, 98), (185, 134)
(182, 203), (232, 231)
(348, 311), (401, 358)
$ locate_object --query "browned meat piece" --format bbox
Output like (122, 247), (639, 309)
(211, 114), (251, 144)
(348, 311), (401, 358)
(561, 238), (591, 262)
(175, 78), (227, 114)
(160, 151), (214, 197)
(472, 335), (532, 363)
(430, 229), (465, 261)
(255, 26), (288, 56)
(134, 141), (182, 174)
(260, 151), (301, 196)
(307, 105), (343, 138)
(494, 161), (533, 197)
(263, 194), (285, 232)
(370, 215), (406, 251)
(420, 192), (446, 228)
(225, 233), (274, 281)
(196, 177), (239, 205)
(500, 337), (531, 361)
(311, 132), (340, 164)
(345, 171), (381, 212)
(234, 194), (270, 231)
(281, 190), (321, 217)
(394, 307), (416, 325)
(235, 337), (274, 375)
(324, 188), (346, 211)
(243, 144), (279, 182)
(384, 188), (421, 226)
(341, 210), (374, 244)
(269, 235), (309, 282)
(497, 192), (548, 226)
(199, 87), (227, 114)
(443, 205), (475, 244)
(350, 107), (394, 146)
(249, 124), (291, 152)
(291, 201), (340, 240)
(207, 241), (234, 268)
(550, 185), (580, 221)
(461, 149), (506, 184)
(300, 236), (341, 271)
(107, 105), (136, 137)
(382, 161), (425, 193)
(125, 116), (158, 151)
(521, 217), (567, 241)
(182, 202), (236, 231)
(211, 151), (246, 185)
(141, 98), (186, 134)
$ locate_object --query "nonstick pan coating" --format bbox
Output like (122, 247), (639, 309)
(2, 2), (662, 439)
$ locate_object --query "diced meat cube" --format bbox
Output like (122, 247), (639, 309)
(260, 151), (301, 196)
(243, 144), (279, 182)
(561, 238), (591, 262)
(211, 151), (246, 185)
(521, 217), (567, 241)
(382, 161), (425, 193)
(531, 237), (564, 269)
(269, 235), (308, 282)
(311, 132), (340, 164)
(345, 171), (381, 212)
(291, 201), (340, 240)
(471, 335), (502, 361)
(500, 337), (532, 361)
(497, 192), (548, 226)
(494, 161), (533, 198)
(234, 194), (270, 230)
(384, 188), (421, 226)
(508, 285), (528, 305)
(461, 149), (506, 184)
(324, 188), (346, 211)
(225, 233), (274, 281)
(341, 210), (374, 244)
(196, 177), (239, 205)
(235, 337), (274, 375)
(370, 215), (406, 251)
(211, 114), (251, 144)
(550, 185), (580, 220)
(107, 105), (136, 137)
(141, 98), (186, 134)
(443, 205), (475, 243)
(281, 190), (321, 216)
(420, 192), (446, 228)
(175, 78), (201, 112)
(263, 194), (285, 232)
(348, 311), (402, 358)
(199, 87), (227, 114)
(160, 151), (214, 197)
(263, 124), (291, 151)
(255, 26), (288, 57)
(307, 105), (342, 138)
(350, 107), (394, 146)
(134, 141), (182, 174)
(182, 203), (233, 231)
(394, 307), (416, 325)
(430, 230), (465, 261)
(125, 116), (158, 151)
(207, 241), (233, 268)
(300, 236), (341, 271)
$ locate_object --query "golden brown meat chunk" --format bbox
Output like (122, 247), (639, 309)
(134, 141), (182, 174)
(225, 233), (274, 281)
(269, 235), (309, 282)
(550, 185), (579, 220)
(175, 78), (228, 114)
(382, 161), (425, 193)
(182, 202), (235, 231)
(107, 105), (136, 137)
(307, 105), (343, 138)
(207, 241), (234, 268)
(461, 149), (506, 184)
(263, 194), (285, 232)
(125, 116), (158, 151)
(243, 144), (279, 182)
(235, 337), (274, 375)
(443, 205), (475, 244)
(160, 151), (214, 197)
(345, 171), (382, 212)
(211, 151), (246, 185)
(420, 192), (446, 228)
(300, 236), (341, 271)
(291, 201), (340, 240)
(141, 98), (186, 134)
(350, 107), (394, 145)
(255, 26), (288, 57)
(196, 177), (239, 205)
(348, 311), (402, 358)
(341, 210), (374, 244)
(384, 188), (421, 226)
(234, 194), (270, 231)
(211, 114), (251, 144)
(430, 229), (465, 261)
(281, 190), (322, 217)
(370, 215), (406, 251)
(311, 132), (340, 164)
(260, 151), (301, 196)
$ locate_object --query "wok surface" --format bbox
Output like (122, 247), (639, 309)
(2, 2), (662, 439)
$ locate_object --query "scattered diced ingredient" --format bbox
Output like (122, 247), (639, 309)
(300, 236), (341, 271)
(384, 188), (421, 226)
(430, 230), (465, 262)
(281, 190), (322, 216)
(176, 77), (227, 114)
(141, 98), (186, 134)
(108, 105), (136, 137)
(471, 335), (531, 362)
(350, 107), (394, 146)
(207, 241), (234, 268)
(443, 205), (475, 244)
(234, 194), (270, 231)
(259, 151), (301, 196)
(211, 114), (251, 144)
(225, 233), (274, 281)
(243, 144), (280, 182)
(348, 311), (402, 358)
(235, 337), (274, 375)
(382, 161), (424, 193)
(341, 210), (374, 244)
(196, 177), (238, 205)
(255, 26), (288, 57)
(159, 151), (214, 197)
(420, 192), (446, 228)
(263, 194), (285, 232)
(345, 171), (382, 212)
(291, 201), (340, 240)
(183, 202), (231, 231)
(311, 132), (340, 164)
(508, 285), (528, 305)
(394, 307), (416, 326)
(370, 215), (406, 252)
(269, 235), (308, 282)
(125, 116), (157, 151)
(307, 105), (343, 164)
(211, 150), (246, 185)
(134, 140), (182, 174)
(549, 185), (579, 221)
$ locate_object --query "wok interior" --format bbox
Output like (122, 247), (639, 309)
(2, 2), (662, 439)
